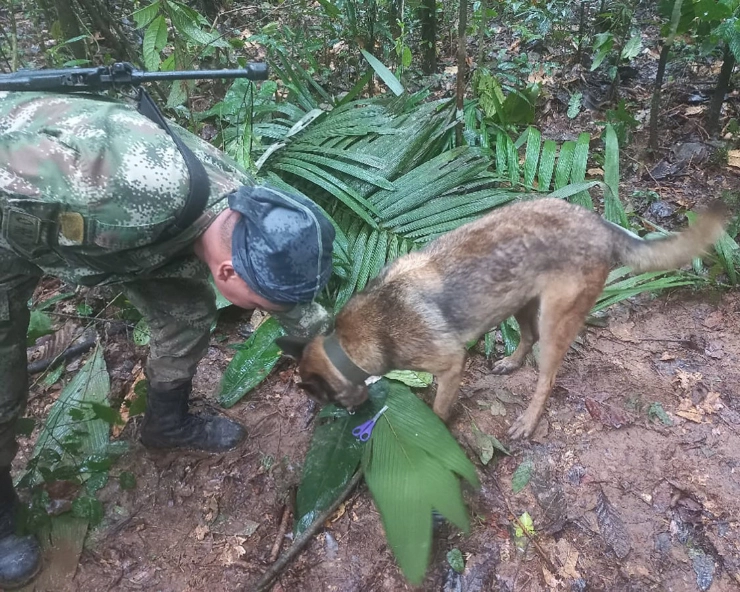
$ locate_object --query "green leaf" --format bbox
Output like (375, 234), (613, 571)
(143, 15), (167, 72)
(28, 345), (110, 486)
(128, 382), (148, 416)
(42, 364), (65, 386)
(218, 317), (285, 407)
(132, 0), (161, 28)
(603, 124), (628, 227)
(514, 511), (535, 537)
(471, 424), (510, 466)
(567, 92), (582, 119)
(71, 496), (104, 525)
(76, 303), (93, 316)
(511, 458), (533, 493)
(648, 402), (674, 426)
(86, 471), (108, 494)
(384, 370), (434, 388)
(133, 318), (151, 346)
(27, 310), (53, 345)
(591, 32), (615, 71)
(90, 403), (124, 426)
(361, 49), (405, 96)
(119, 471), (137, 490)
(35, 292), (75, 311)
(621, 34), (643, 60)
(447, 548), (465, 573)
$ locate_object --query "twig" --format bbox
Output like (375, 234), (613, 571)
(27, 334), (97, 375)
(249, 470), (363, 592)
(492, 476), (559, 574)
(269, 495), (294, 562)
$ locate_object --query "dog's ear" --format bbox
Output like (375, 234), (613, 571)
(275, 336), (311, 360)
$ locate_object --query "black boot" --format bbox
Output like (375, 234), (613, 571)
(140, 382), (246, 452)
(0, 468), (41, 590)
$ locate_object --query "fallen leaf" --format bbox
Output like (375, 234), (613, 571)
(673, 369), (703, 393)
(703, 310), (724, 328)
(542, 566), (560, 588)
(676, 397), (705, 423)
(595, 490), (631, 559)
(555, 538), (581, 580)
(219, 536), (247, 566)
(585, 397), (632, 429)
(194, 524), (209, 541)
(727, 150), (740, 169)
(329, 503), (346, 523)
(660, 351), (675, 361)
(112, 364), (144, 438)
(699, 391), (723, 415)
(685, 105), (704, 116)
(587, 167), (605, 176)
(489, 399), (507, 417)
(444, 66), (458, 75)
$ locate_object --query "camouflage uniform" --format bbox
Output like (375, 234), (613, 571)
(0, 91), (328, 466)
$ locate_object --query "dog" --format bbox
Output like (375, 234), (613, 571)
(277, 197), (727, 439)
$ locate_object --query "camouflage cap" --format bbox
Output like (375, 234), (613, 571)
(228, 184), (335, 306)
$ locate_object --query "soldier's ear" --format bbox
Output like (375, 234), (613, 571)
(276, 336), (311, 360)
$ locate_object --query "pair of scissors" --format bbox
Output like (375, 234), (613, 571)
(352, 405), (389, 442)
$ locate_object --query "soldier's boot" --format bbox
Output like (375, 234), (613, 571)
(0, 468), (41, 590)
(140, 382), (246, 452)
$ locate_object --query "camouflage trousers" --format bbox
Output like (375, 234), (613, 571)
(0, 245), (217, 468)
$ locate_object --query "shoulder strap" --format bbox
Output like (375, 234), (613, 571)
(136, 88), (210, 239)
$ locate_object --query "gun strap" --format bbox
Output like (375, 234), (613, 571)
(136, 88), (210, 239)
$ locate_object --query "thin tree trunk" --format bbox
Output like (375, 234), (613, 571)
(420, 0), (436, 74)
(706, 44), (735, 137)
(53, 0), (86, 60)
(477, 0), (487, 66)
(456, 0), (468, 145)
(648, 0), (683, 150)
(389, 0), (401, 42)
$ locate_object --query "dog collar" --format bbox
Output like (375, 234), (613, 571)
(323, 333), (371, 384)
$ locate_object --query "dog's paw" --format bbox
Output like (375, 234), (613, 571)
(508, 412), (538, 440)
(491, 356), (521, 375)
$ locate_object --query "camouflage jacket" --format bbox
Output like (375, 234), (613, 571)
(0, 91), (253, 286)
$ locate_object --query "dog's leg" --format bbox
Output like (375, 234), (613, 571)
(431, 354), (467, 421)
(491, 298), (540, 375)
(508, 274), (605, 439)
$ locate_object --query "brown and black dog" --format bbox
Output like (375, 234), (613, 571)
(278, 198), (727, 439)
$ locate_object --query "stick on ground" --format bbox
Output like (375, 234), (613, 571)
(250, 470), (363, 592)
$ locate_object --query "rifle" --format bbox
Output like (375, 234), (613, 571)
(0, 61), (268, 92)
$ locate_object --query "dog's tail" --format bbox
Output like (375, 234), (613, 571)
(609, 201), (729, 273)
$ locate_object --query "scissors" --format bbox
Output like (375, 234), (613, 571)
(352, 405), (389, 442)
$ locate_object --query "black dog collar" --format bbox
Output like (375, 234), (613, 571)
(323, 333), (371, 384)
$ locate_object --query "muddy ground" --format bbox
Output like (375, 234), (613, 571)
(16, 244), (740, 592)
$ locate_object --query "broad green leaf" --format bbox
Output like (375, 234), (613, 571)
(603, 124), (628, 226)
(361, 49), (405, 96)
(143, 15), (167, 72)
(132, 1), (161, 28)
(511, 458), (533, 493)
(537, 140), (557, 191)
(16, 418), (35, 437)
(36, 292), (75, 311)
(218, 317), (285, 407)
(27, 310), (53, 345)
(621, 34), (643, 60)
(297, 383), (388, 534)
(133, 318), (151, 346)
(569, 133), (592, 208)
(553, 140), (575, 189)
(522, 127), (541, 188)
(28, 345), (110, 486)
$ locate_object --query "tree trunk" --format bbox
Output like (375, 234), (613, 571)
(455, 0), (468, 146)
(420, 0), (436, 74)
(648, 0), (683, 151)
(53, 0), (86, 60)
(389, 0), (401, 42)
(706, 44), (735, 137)
(477, 0), (487, 66)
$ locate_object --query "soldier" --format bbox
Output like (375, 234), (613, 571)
(0, 90), (335, 588)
